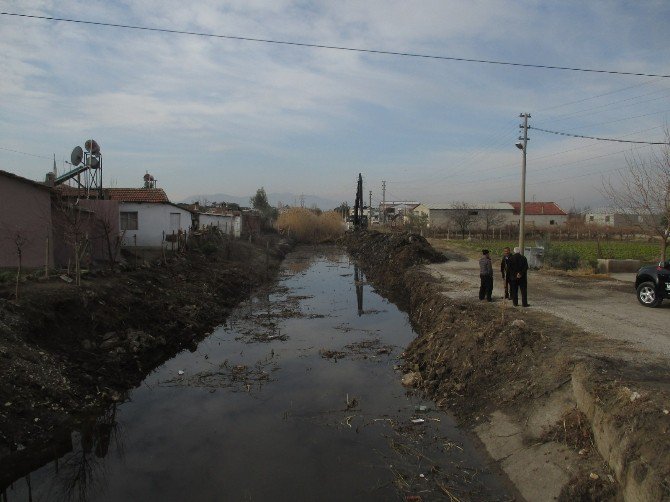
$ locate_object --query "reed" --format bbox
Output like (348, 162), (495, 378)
(277, 208), (345, 243)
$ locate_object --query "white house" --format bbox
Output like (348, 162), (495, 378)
(197, 212), (235, 236)
(109, 188), (193, 248)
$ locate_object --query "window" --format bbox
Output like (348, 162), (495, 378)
(468, 210), (478, 216)
(550, 220), (555, 225)
(589, 216), (594, 221)
(120, 211), (138, 230)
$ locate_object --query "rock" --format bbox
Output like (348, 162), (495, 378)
(102, 331), (118, 342)
(511, 319), (526, 330)
(99, 338), (120, 351)
(402, 371), (421, 387)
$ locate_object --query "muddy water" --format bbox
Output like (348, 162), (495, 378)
(4, 247), (512, 501)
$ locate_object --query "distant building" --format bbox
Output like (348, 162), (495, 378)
(426, 203), (515, 229)
(585, 208), (645, 227)
(505, 202), (568, 227)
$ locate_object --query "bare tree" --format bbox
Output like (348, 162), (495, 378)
(449, 202), (478, 238)
(53, 198), (92, 286)
(602, 132), (670, 261)
(13, 232), (27, 299)
(479, 209), (506, 235)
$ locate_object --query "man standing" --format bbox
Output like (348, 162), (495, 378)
(500, 246), (512, 299)
(478, 249), (493, 302)
(508, 247), (529, 307)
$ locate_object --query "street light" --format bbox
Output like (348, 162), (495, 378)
(517, 113), (530, 255)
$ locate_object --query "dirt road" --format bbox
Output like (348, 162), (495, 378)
(425, 256), (670, 360)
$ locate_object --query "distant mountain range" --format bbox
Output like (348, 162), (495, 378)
(181, 192), (344, 210)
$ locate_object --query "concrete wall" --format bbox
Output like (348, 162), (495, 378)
(0, 175), (53, 268)
(119, 203), (192, 248)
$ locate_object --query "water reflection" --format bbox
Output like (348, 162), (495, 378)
(354, 264), (364, 316)
(2, 405), (123, 502)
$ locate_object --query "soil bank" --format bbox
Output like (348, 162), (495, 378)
(0, 235), (290, 486)
(345, 230), (670, 502)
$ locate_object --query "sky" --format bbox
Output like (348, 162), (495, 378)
(1, 0), (669, 210)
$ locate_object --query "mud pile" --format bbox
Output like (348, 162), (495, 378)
(402, 272), (563, 416)
(343, 230), (446, 298)
(0, 236), (289, 475)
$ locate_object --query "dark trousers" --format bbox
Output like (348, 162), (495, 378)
(511, 277), (528, 306)
(503, 276), (511, 299)
(479, 274), (493, 301)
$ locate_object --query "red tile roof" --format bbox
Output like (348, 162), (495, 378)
(506, 202), (566, 216)
(106, 188), (169, 203)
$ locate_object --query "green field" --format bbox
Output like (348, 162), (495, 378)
(438, 239), (662, 263)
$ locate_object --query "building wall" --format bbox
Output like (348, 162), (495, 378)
(518, 214), (568, 227)
(119, 203), (192, 247)
(198, 213), (234, 235)
(586, 213), (640, 227)
(428, 208), (516, 229)
(233, 215), (242, 238)
(0, 175), (53, 268)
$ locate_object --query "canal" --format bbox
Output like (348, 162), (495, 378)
(3, 247), (512, 501)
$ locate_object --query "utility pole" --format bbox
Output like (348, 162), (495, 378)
(517, 113), (530, 255)
(368, 190), (372, 221)
(381, 180), (386, 225)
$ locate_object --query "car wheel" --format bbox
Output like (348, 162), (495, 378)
(637, 281), (662, 307)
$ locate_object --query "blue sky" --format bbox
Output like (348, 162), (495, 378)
(1, 0), (669, 209)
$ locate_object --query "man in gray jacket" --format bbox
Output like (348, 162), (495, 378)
(478, 249), (493, 302)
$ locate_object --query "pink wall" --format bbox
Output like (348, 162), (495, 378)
(52, 199), (120, 267)
(0, 174), (54, 269)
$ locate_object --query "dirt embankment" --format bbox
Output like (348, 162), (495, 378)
(0, 236), (290, 485)
(346, 230), (670, 502)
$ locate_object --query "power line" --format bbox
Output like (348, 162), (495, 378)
(529, 126), (669, 145)
(0, 146), (52, 159)
(2, 11), (670, 78)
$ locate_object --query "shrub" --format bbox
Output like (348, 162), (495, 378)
(544, 248), (580, 270)
(200, 242), (218, 256)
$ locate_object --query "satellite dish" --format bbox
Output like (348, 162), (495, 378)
(84, 139), (100, 155)
(86, 155), (100, 168)
(70, 146), (83, 166)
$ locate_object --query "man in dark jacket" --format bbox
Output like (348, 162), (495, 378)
(500, 246), (512, 299)
(508, 247), (529, 307)
(478, 249), (493, 302)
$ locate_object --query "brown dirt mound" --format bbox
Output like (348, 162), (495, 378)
(343, 230), (446, 299)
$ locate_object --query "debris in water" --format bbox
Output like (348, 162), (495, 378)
(411, 419), (425, 424)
